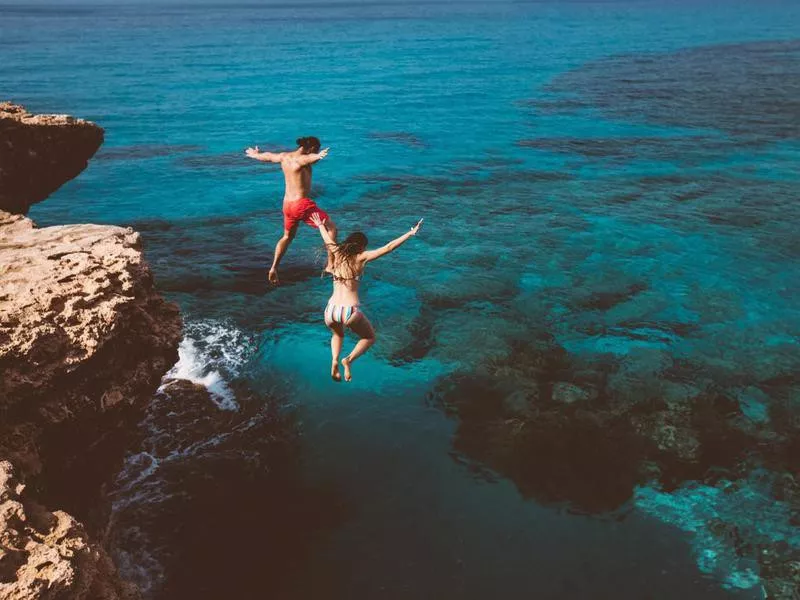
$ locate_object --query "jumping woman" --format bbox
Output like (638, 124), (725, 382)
(310, 212), (424, 382)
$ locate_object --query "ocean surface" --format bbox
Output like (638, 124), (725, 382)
(3, 1), (799, 598)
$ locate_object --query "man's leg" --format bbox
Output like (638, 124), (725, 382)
(269, 224), (298, 284)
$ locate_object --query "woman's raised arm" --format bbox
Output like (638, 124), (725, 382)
(361, 219), (423, 263)
(310, 212), (337, 246)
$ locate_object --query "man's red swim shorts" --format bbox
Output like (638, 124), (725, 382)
(282, 197), (330, 231)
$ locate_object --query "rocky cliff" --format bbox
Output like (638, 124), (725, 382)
(0, 103), (181, 598)
(0, 211), (181, 478)
(0, 461), (139, 600)
(0, 102), (104, 215)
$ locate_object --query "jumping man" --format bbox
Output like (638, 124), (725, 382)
(245, 136), (337, 284)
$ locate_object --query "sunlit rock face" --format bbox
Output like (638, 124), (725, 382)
(0, 102), (181, 489)
(0, 103), (182, 598)
(0, 211), (181, 482)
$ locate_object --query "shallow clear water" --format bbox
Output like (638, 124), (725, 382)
(3, 1), (799, 598)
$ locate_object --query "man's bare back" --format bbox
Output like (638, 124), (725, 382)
(245, 146), (329, 202)
(281, 152), (315, 203)
(244, 137), (336, 284)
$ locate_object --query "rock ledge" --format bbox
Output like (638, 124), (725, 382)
(0, 102), (104, 215)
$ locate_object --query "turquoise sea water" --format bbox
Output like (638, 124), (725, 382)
(3, 1), (800, 598)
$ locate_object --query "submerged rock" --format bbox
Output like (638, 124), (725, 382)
(635, 474), (800, 598)
(432, 325), (799, 593)
(543, 40), (800, 143)
(0, 461), (140, 600)
(0, 102), (104, 215)
(551, 381), (595, 404)
(432, 331), (794, 502)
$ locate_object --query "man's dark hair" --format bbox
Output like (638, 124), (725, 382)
(296, 136), (321, 153)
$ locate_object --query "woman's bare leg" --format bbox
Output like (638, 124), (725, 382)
(328, 322), (344, 382)
(340, 313), (375, 382)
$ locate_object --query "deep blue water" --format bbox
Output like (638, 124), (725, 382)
(3, 1), (799, 598)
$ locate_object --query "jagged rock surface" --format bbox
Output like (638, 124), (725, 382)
(0, 210), (182, 476)
(0, 102), (104, 215)
(0, 461), (140, 600)
(0, 102), (182, 597)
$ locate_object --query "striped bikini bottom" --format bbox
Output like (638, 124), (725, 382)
(325, 302), (361, 325)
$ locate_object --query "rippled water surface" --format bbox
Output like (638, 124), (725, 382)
(3, 1), (799, 598)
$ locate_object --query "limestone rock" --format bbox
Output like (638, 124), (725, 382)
(0, 102), (104, 215)
(0, 211), (182, 475)
(0, 103), (179, 600)
(0, 461), (140, 600)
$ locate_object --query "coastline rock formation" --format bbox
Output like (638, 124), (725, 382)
(0, 211), (181, 478)
(0, 102), (104, 215)
(0, 461), (139, 600)
(0, 103), (181, 596)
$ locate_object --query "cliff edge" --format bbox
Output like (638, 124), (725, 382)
(0, 211), (181, 476)
(0, 103), (181, 598)
(0, 102), (104, 215)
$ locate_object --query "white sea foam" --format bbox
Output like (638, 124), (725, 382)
(113, 321), (255, 503)
(164, 337), (238, 410)
(161, 320), (255, 411)
(109, 319), (257, 596)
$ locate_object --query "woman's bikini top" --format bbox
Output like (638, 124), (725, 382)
(325, 269), (364, 283)
(332, 273), (362, 282)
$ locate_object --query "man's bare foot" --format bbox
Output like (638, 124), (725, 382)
(341, 357), (353, 382)
(268, 268), (279, 284)
(331, 360), (341, 382)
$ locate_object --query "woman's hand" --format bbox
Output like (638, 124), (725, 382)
(310, 212), (327, 229)
(245, 146), (260, 158)
(409, 218), (424, 236)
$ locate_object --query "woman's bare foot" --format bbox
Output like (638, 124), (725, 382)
(331, 360), (341, 382)
(341, 357), (353, 382)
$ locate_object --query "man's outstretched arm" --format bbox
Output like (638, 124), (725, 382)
(295, 147), (329, 167)
(245, 146), (285, 163)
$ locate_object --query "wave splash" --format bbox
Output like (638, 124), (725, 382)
(107, 320), (258, 597)
(161, 320), (255, 411)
